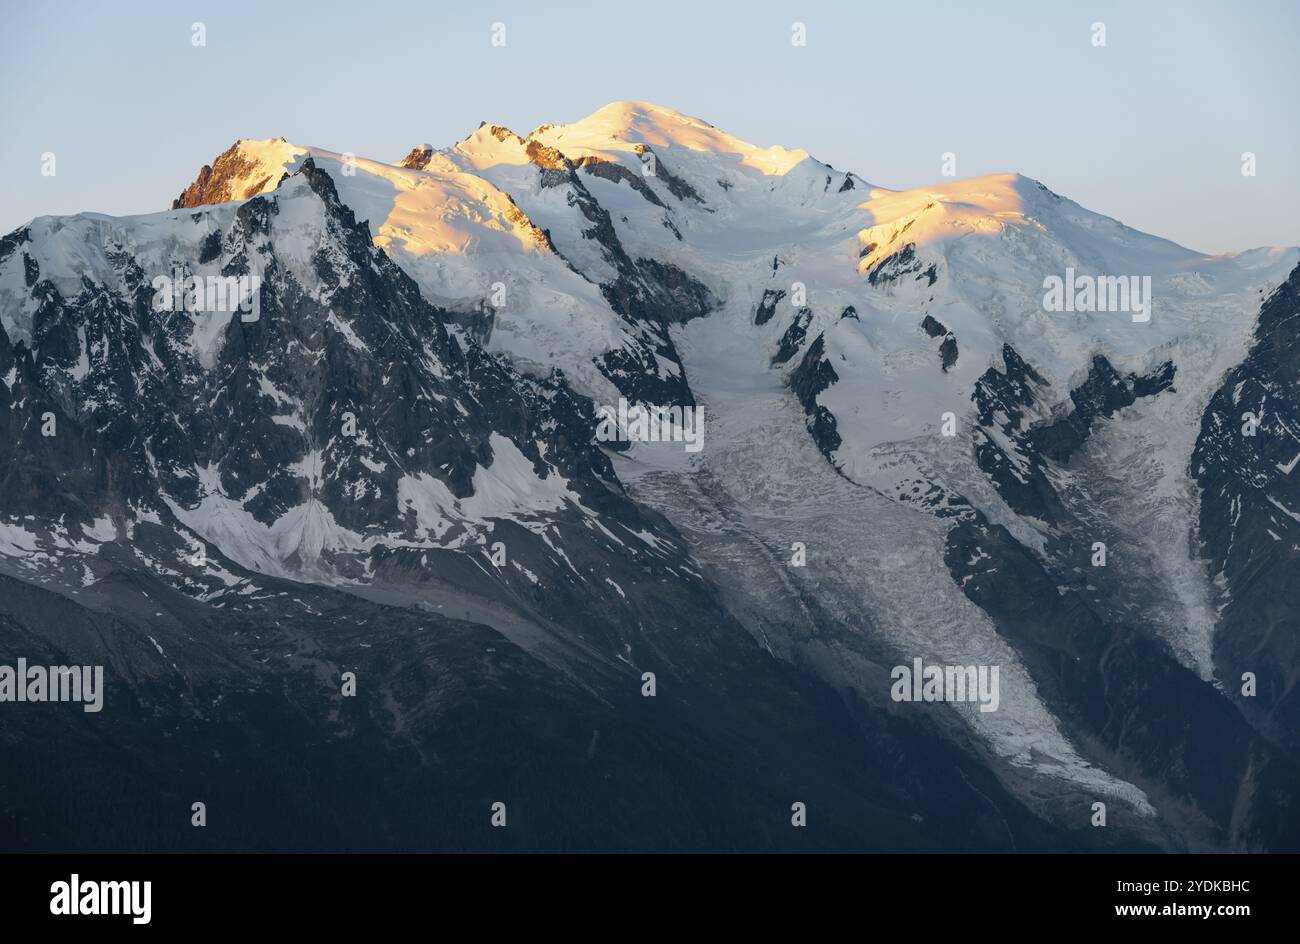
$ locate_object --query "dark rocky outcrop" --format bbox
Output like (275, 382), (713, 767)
(921, 314), (958, 371)
(171, 139), (289, 209)
(1193, 263), (1300, 751)
(772, 307), (813, 365)
(754, 288), (786, 326)
(788, 333), (842, 464)
(632, 145), (705, 205)
(866, 243), (937, 287)
(971, 346), (1175, 523)
(397, 144), (434, 171)
(574, 155), (666, 208)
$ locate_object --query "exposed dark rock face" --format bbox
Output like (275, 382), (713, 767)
(920, 314), (946, 337)
(197, 230), (223, 264)
(939, 336), (958, 370)
(632, 145), (705, 205)
(788, 333), (841, 463)
(754, 288), (786, 326)
(397, 144), (434, 170)
(973, 345), (1047, 427)
(600, 341), (694, 410)
(636, 258), (714, 323)
(921, 314), (958, 371)
(0, 225), (31, 272)
(971, 346), (1175, 524)
(497, 156), (712, 406)
(1193, 263), (1300, 751)
(772, 307), (813, 365)
(574, 155), (666, 208)
(970, 345), (1062, 522)
(1029, 357), (1175, 464)
(521, 139), (574, 188)
(171, 140), (292, 209)
(866, 243), (937, 287)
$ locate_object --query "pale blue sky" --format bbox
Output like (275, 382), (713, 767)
(1, 0), (1295, 252)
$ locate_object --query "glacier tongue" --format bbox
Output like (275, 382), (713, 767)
(621, 301), (1155, 811)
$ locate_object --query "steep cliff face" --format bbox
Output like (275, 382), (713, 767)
(171, 138), (304, 209)
(1194, 267), (1300, 751)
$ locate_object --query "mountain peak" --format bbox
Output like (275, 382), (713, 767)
(575, 100), (717, 133)
(529, 101), (811, 177)
(172, 137), (305, 209)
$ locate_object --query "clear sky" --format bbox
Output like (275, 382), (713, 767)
(1, 0), (1295, 253)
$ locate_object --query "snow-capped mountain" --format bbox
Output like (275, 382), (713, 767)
(2, 102), (1297, 852)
